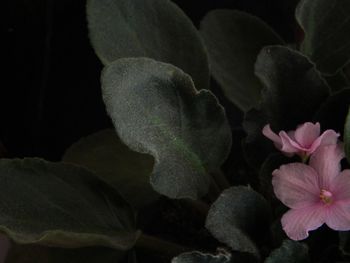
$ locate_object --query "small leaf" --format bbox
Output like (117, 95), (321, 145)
(313, 88), (350, 132)
(265, 239), (309, 263)
(0, 158), (139, 250)
(256, 45), (330, 131)
(87, 0), (209, 90)
(296, 0), (350, 75)
(205, 186), (270, 259)
(172, 251), (231, 263)
(63, 129), (159, 210)
(344, 106), (350, 164)
(102, 58), (232, 199)
(200, 10), (284, 111)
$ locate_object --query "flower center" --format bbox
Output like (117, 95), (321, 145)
(320, 189), (333, 204)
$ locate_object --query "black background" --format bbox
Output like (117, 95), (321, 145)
(3, 0), (298, 160)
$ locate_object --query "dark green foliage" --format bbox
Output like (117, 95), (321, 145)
(265, 240), (309, 263)
(87, 0), (209, 90)
(256, 45), (330, 130)
(63, 129), (159, 210)
(0, 158), (138, 250)
(296, 0), (350, 75)
(205, 186), (270, 259)
(101, 58), (231, 199)
(200, 10), (284, 111)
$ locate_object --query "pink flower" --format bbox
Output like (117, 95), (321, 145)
(262, 122), (339, 158)
(272, 144), (350, 240)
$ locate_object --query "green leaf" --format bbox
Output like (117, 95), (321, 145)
(63, 129), (159, 210)
(200, 10), (284, 111)
(205, 186), (270, 259)
(0, 158), (139, 250)
(172, 251), (231, 263)
(265, 239), (309, 263)
(296, 0), (350, 75)
(313, 88), (350, 132)
(87, 0), (209, 90)
(256, 45), (330, 131)
(344, 106), (350, 164)
(102, 58), (232, 199)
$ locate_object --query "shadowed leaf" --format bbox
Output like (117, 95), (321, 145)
(87, 0), (209, 90)
(200, 10), (283, 111)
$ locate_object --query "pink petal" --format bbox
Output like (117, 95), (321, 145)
(279, 131), (301, 153)
(272, 163), (320, 209)
(294, 122), (320, 148)
(309, 130), (340, 154)
(281, 204), (325, 240)
(330, 170), (350, 201)
(262, 124), (282, 148)
(309, 144), (344, 189)
(325, 202), (350, 231)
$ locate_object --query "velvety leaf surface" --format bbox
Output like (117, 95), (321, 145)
(87, 0), (209, 90)
(313, 88), (350, 132)
(102, 58), (232, 199)
(265, 239), (309, 263)
(0, 158), (138, 250)
(256, 45), (330, 130)
(344, 106), (350, 163)
(296, 0), (350, 74)
(205, 186), (270, 259)
(200, 10), (284, 111)
(172, 251), (231, 263)
(63, 129), (159, 210)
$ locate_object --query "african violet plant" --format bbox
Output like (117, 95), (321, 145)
(2, 0), (350, 262)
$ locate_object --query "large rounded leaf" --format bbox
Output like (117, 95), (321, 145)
(200, 10), (284, 111)
(172, 251), (231, 263)
(265, 240), (309, 263)
(256, 45), (330, 130)
(0, 158), (138, 250)
(205, 186), (270, 259)
(101, 58), (232, 199)
(87, 0), (209, 90)
(63, 129), (159, 210)
(296, 0), (350, 75)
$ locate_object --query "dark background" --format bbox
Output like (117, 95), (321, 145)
(3, 0), (298, 160)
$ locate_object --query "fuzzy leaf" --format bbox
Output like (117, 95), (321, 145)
(63, 129), (159, 210)
(296, 0), (350, 75)
(172, 251), (231, 263)
(265, 239), (309, 263)
(256, 45), (330, 130)
(102, 58), (231, 199)
(205, 186), (270, 259)
(87, 0), (209, 90)
(200, 10), (283, 111)
(0, 158), (138, 250)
